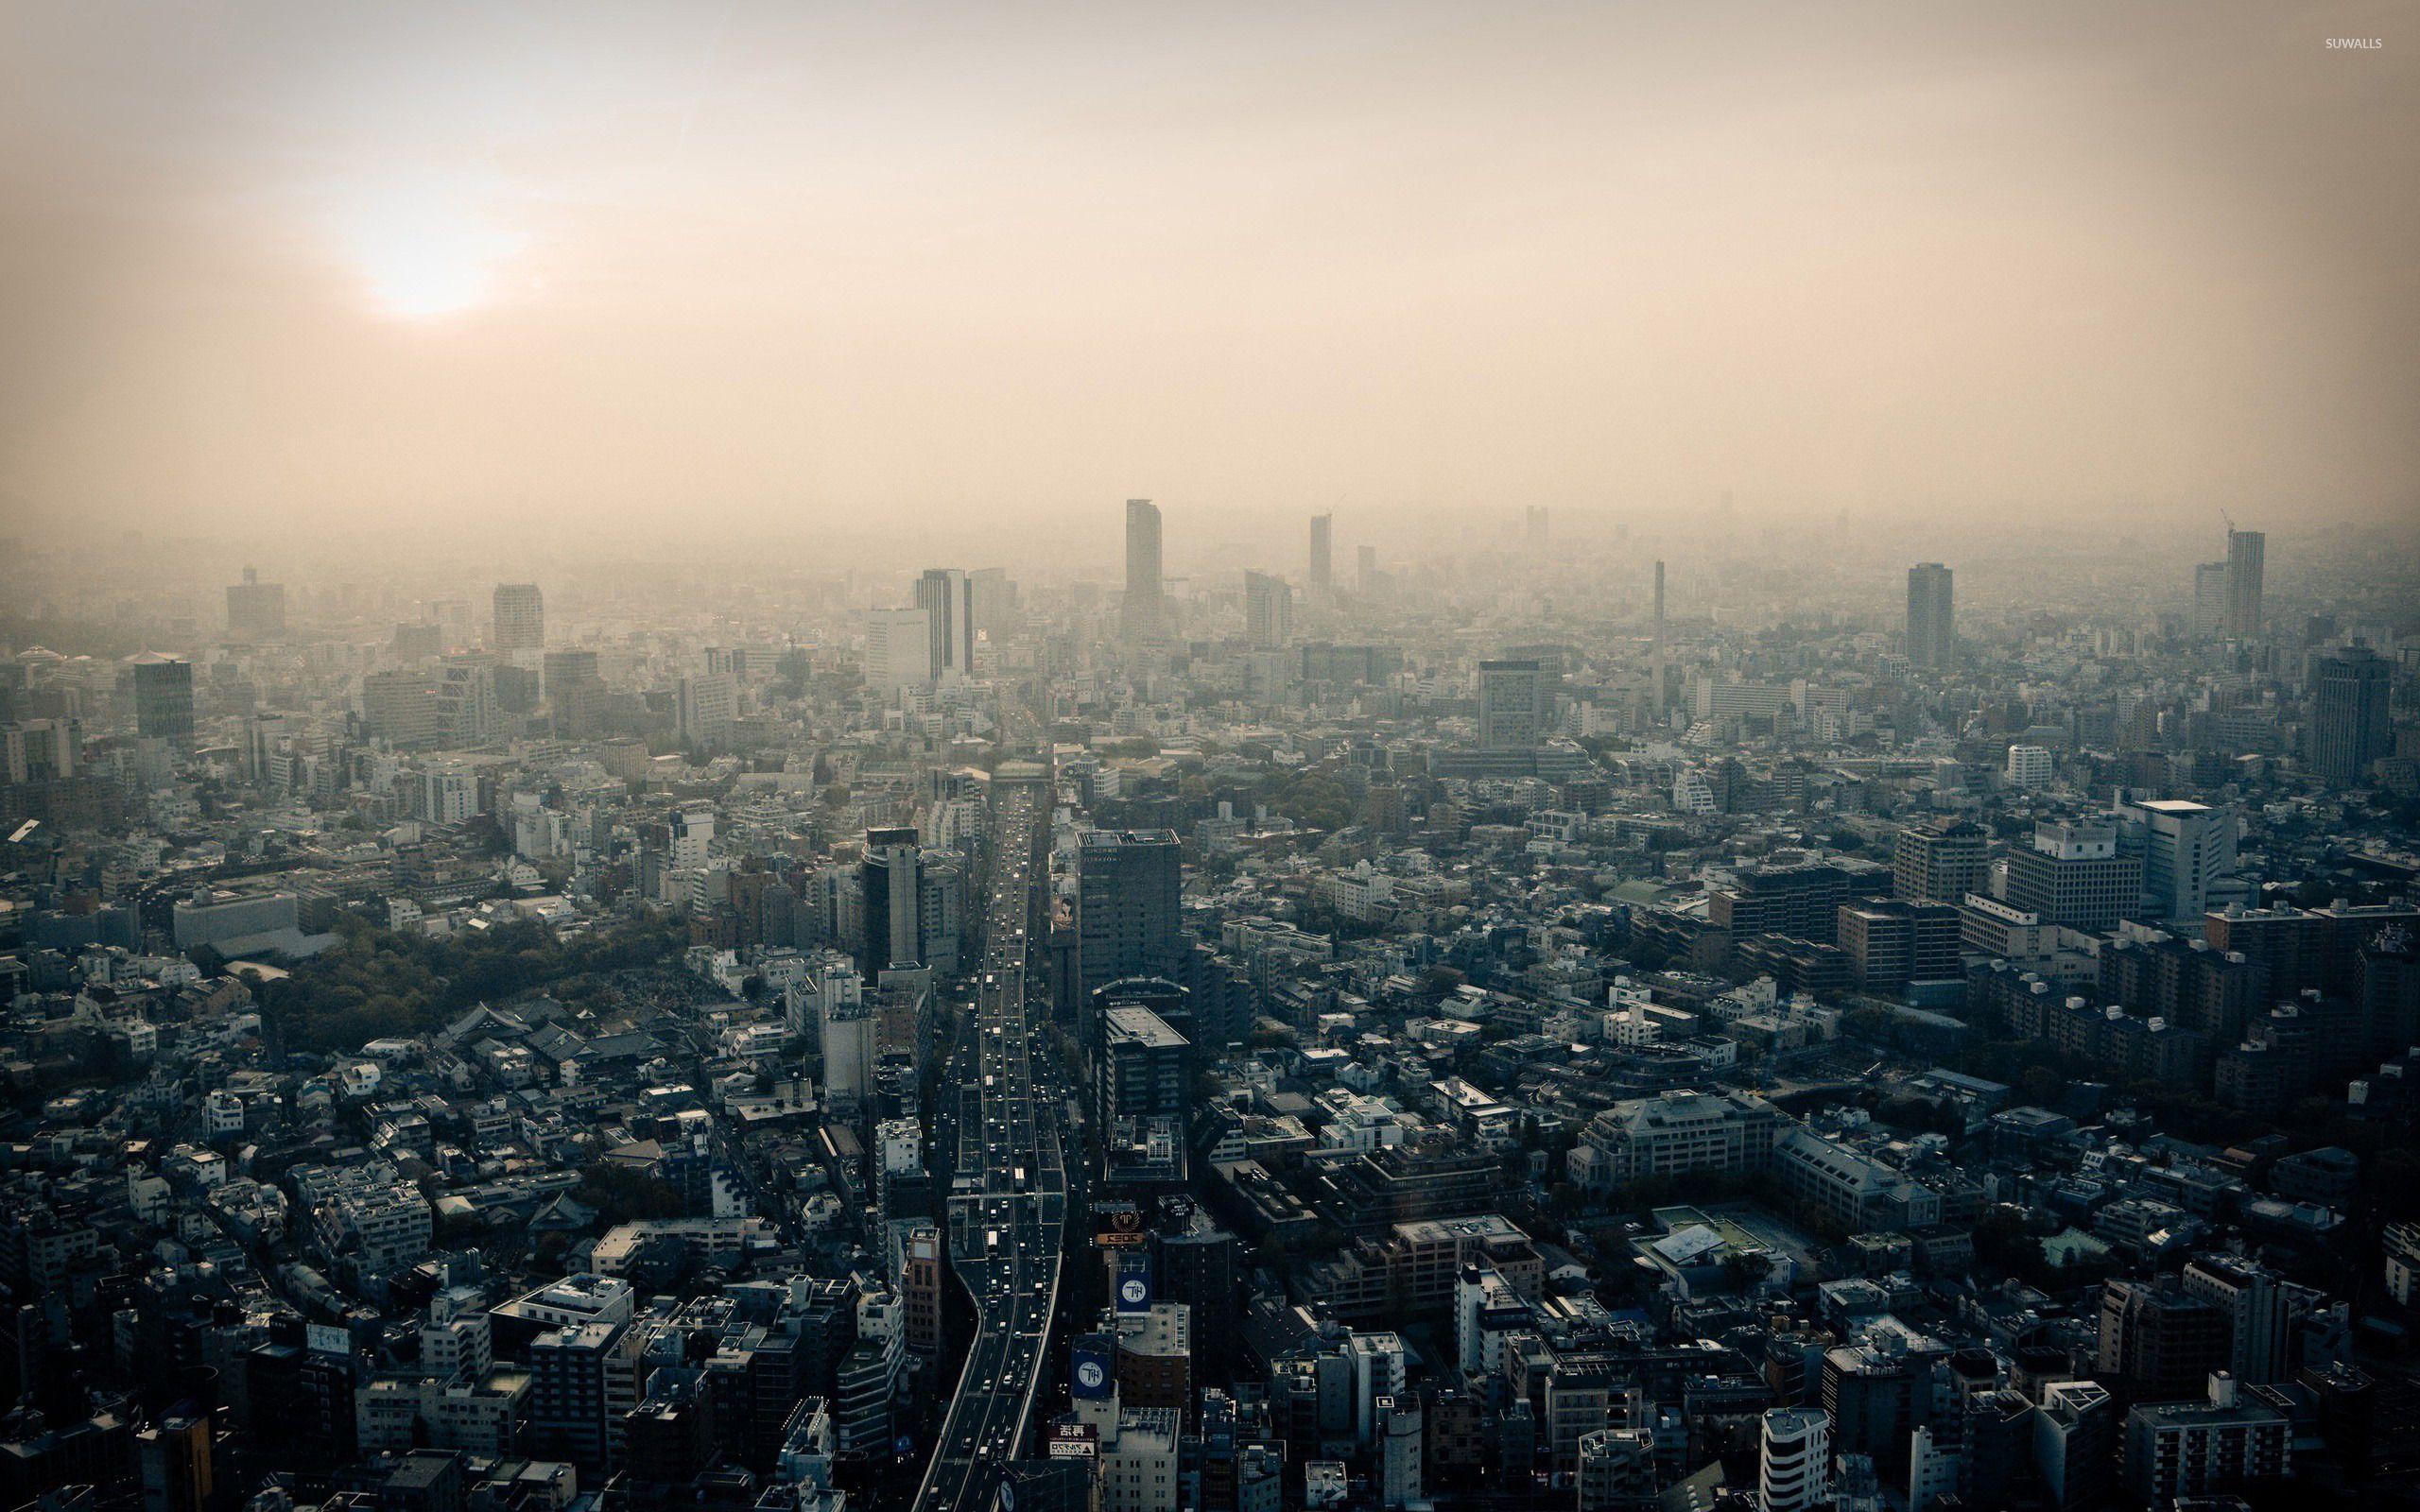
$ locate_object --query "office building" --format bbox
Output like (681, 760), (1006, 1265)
(1477, 659), (1547, 750)
(2122, 1372), (2289, 1506)
(1708, 862), (1853, 944)
(127, 654), (194, 749)
(2006, 745), (2054, 788)
(2006, 820), (2141, 933)
(1565, 1090), (1782, 1193)
(226, 567), (286, 640)
(1124, 498), (1166, 642)
(866, 607), (935, 692)
(435, 656), (498, 746)
(2, 718), (78, 784)
(363, 669), (440, 748)
(1377, 1395), (1422, 1508)
(2225, 528), (2264, 638)
(528, 1320), (640, 1472)
(2308, 643), (2392, 787)
(858, 827), (926, 973)
(969, 566), (1018, 645)
(2181, 1255), (2299, 1385)
(1907, 562), (1955, 667)
(676, 670), (737, 747)
(1308, 513), (1332, 592)
(2033, 1380), (2116, 1511)
(2118, 798), (2237, 925)
(1244, 572), (1293, 648)
(2192, 560), (2229, 635)
(1077, 829), (1183, 1008)
(544, 649), (606, 737)
(1758, 1406), (1829, 1512)
(1893, 817), (1988, 906)
(914, 568), (976, 677)
(493, 583), (544, 653)
(134, 1412), (212, 1512)
(1836, 900), (1962, 994)
(2098, 1277), (2229, 1402)
(1100, 1004), (1189, 1129)
(902, 1223), (944, 1364)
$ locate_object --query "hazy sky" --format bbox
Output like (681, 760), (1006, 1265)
(2, 0), (2412, 541)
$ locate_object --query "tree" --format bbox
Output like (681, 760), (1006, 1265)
(577, 1161), (688, 1224)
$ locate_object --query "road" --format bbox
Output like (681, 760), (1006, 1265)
(913, 762), (1067, 1512)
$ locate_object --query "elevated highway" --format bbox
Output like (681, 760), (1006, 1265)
(913, 761), (1065, 1512)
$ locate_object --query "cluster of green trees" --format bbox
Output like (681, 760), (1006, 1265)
(258, 912), (685, 1052)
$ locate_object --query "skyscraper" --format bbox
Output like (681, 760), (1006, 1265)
(1906, 563), (1954, 668)
(2308, 643), (2392, 787)
(2118, 797), (2238, 926)
(859, 826), (926, 972)
(866, 607), (935, 692)
(1077, 829), (1183, 1019)
(1308, 514), (1333, 592)
(2191, 560), (2229, 635)
(493, 582), (544, 653)
(1651, 559), (1668, 718)
(1477, 659), (1546, 750)
(127, 653), (195, 749)
(1243, 571), (1294, 648)
(1123, 498), (1165, 642)
(969, 566), (1018, 645)
(2225, 528), (2264, 638)
(226, 566), (286, 640)
(914, 568), (975, 677)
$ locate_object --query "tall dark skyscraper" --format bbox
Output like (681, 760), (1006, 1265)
(1308, 514), (1332, 593)
(2308, 643), (2392, 787)
(1906, 563), (1955, 668)
(1123, 499), (1165, 642)
(860, 825), (925, 972)
(128, 653), (195, 749)
(914, 568), (975, 677)
(1076, 829), (1183, 1020)
(2225, 528), (2265, 638)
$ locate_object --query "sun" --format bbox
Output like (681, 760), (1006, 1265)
(334, 181), (527, 320)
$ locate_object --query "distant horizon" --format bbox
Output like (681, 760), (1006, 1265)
(5, 0), (2415, 537)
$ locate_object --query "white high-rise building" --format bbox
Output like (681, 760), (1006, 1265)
(1758, 1407), (1828, 1512)
(2117, 796), (2238, 925)
(2006, 745), (2054, 789)
(676, 670), (737, 746)
(865, 608), (934, 692)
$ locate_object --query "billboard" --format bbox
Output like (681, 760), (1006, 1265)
(1046, 1422), (1099, 1460)
(1114, 1254), (1152, 1314)
(305, 1323), (351, 1357)
(1095, 1203), (1147, 1248)
(1070, 1337), (1114, 1400)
